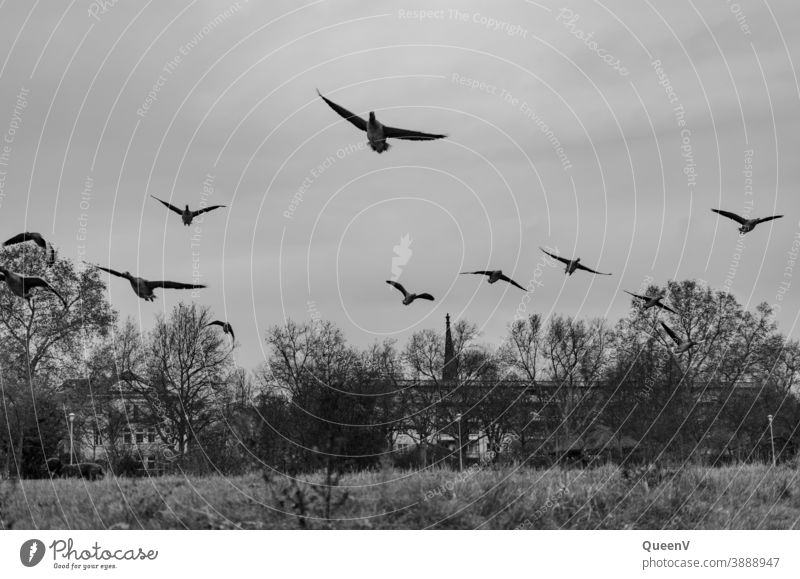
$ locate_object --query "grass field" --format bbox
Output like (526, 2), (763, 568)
(1, 464), (798, 530)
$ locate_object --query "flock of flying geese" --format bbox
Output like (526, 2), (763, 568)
(0, 200), (235, 343)
(0, 89), (783, 355)
(315, 90), (785, 356)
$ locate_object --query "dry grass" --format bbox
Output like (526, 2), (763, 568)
(1, 463), (798, 530)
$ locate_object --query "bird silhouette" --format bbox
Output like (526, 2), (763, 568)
(711, 209), (783, 234)
(624, 290), (676, 315)
(540, 248), (612, 276)
(385, 280), (434, 305)
(661, 322), (703, 354)
(207, 320), (235, 342)
(0, 266), (67, 308)
(317, 89), (447, 154)
(151, 195), (226, 226)
(460, 270), (526, 291)
(4, 232), (55, 266)
(88, 263), (206, 301)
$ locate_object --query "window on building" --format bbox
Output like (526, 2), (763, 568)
(147, 428), (156, 443)
(135, 429), (144, 444)
(123, 429), (132, 444)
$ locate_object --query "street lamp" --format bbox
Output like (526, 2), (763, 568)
(455, 413), (463, 472)
(767, 414), (776, 467)
(68, 412), (76, 465)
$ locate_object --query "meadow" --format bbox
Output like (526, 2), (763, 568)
(1, 463), (799, 530)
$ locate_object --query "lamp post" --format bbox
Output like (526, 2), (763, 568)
(68, 412), (75, 465)
(767, 414), (776, 467)
(455, 413), (463, 472)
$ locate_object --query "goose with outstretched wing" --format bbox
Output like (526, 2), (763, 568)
(151, 195), (226, 226)
(539, 248), (612, 276)
(386, 280), (435, 305)
(317, 89), (447, 154)
(460, 270), (526, 291)
(88, 263), (206, 302)
(624, 290), (676, 315)
(661, 321), (703, 354)
(711, 209), (783, 234)
(0, 266), (67, 308)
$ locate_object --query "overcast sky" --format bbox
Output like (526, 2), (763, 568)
(0, 0), (798, 369)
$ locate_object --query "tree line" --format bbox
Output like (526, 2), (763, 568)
(1, 246), (798, 477)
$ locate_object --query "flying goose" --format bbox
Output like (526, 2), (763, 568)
(660, 322), (703, 354)
(317, 89), (447, 154)
(89, 264), (206, 301)
(151, 195), (226, 226)
(460, 270), (526, 291)
(4, 232), (55, 266)
(386, 280), (435, 305)
(624, 290), (677, 315)
(711, 209), (783, 234)
(207, 320), (235, 343)
(539, 248), (612, 276)
(0, 266), (67, 308)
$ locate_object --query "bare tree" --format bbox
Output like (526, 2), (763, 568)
(542, 315), (610, 455)
(118, 303), (236, 461)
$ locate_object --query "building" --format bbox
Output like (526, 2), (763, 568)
(55, 376), (178, 476)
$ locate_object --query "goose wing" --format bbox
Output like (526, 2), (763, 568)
(624, 290), (647, 301)
(539, 247), (572, 266)
(4, 232), (46, 250)
(191, 205), (227, 218)
(460, 270), (493, 276)
(147, 280), (207, 291)
(208, 320), (235, 341)
(151, 195), (184, 215)
(654, 301), (677, 315)
(415, 293), (435, 301)
(386, 280), (409, 298)
(27, 277), (68, 308)
(754, 214), (783, 225)
(92, 265), (128, 279)
(317, 90), (367, 132)
(575, 262), (612, 275)
(660, 322), (682, 345)
(498, 273), (527, 291)
(382, 125), (447, 141)
(711, 209), (746, 225)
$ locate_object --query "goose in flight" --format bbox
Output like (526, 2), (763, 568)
(661, 322), (703, 354)
(207, 320), (235, 343)
(88, 263), (206, 302)
(0, 266), (67, 308)
(711, 209), (783, 234)
(4, 232), (55, 266)
(539, 248), (612, 276)
(151, 195), (226, 226)
(317, 89), (447, 154)
(624, 290), (676, 315)
(385, 280), (435, 305)
(460, 270), (526, 291)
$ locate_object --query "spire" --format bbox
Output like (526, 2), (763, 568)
(443, 313), (458, 382)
